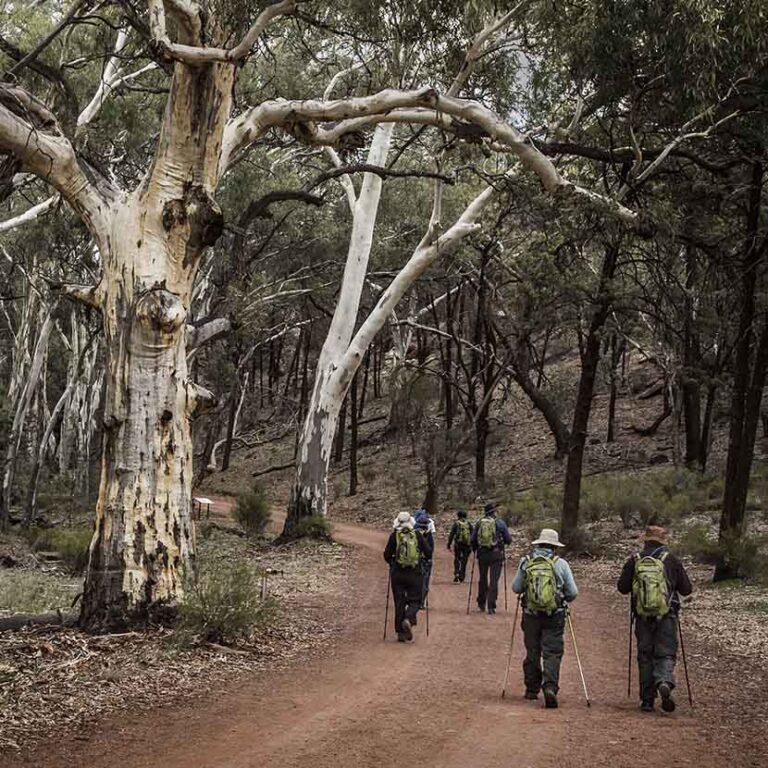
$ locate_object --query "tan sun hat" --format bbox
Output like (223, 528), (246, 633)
(532, 528), (565, 548)
(644, 525), (667, 544)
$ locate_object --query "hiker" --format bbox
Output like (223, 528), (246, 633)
(447, 510), (473, 583)
(471, 502), (511, 614)
(511, 528), (578, 709)
(617, 525), (693, 713)
(383, 511), (433, 642)
(414, 509), (435, 609)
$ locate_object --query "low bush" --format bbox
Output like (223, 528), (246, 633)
(677, 525), (768, 584)
(177, 555), (277, 644)
(294, 514), (332, 540)
(23, 526), (92, 573)
(232, 483), (271, 536)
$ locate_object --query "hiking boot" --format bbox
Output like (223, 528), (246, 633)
(524, 690), (539, 700)
(397, 634), (406, 643)
(401, 618), (413, 642)
(487, 607), (496, 615)
(453, 575), (460, 583)
(640, 700), (655, 712)
(658, 682), (676, 713)
(543, 686), (558, 709)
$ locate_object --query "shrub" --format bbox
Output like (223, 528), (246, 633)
(178, 556), (277, 644)
(677, 525), (768, 584)
(233, 483), (271, 536)
(676, 523), (720, 564)
(294, 514), (332, 540)
(23, 526), (92, 573)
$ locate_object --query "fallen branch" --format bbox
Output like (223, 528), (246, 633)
(251, 461), (295, 477)
(0, 610), (78, 632)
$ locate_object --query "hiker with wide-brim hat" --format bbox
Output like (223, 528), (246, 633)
(617, 525), (693, 713)
(511, 528), (578, 708)
(447, 510), (473, 583)
(471, 502), (512, 615)
(383, 511), (433, 642)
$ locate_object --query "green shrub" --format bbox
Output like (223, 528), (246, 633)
(23, 526), (92, 573)
(294, 514), (332, 540)
(178, 556), (277, 644)
(677, 523), (720, 564)
(677, 525), (768, 584)
(233, 483), (271, 536)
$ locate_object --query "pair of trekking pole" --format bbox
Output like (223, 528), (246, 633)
(465, 551), (508, 614)
(500, 600), (591, 706)
(626, 607), (693, 707)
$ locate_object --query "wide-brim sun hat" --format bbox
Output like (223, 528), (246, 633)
(532, 528), (565, 548)
(644, 525), (667, 544)
(394, 511), (414, 530)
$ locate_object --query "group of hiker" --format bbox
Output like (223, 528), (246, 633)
(383, 502), (693, 713)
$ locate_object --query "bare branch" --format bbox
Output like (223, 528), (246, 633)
(0, 196), (58, 233)
(186, 317), (232, 349)
(149, 0), (296, 64)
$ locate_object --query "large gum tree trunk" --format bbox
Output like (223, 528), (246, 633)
(80, 60), (233, 629)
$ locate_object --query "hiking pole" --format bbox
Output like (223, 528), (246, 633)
(383, 571), (391, 641)
(466, 553), (476, 615)
(501, 595), (521, 699)
(503, 552), (508, 611)
(678, 614), (694, 708)
(426, 594), (430, 637)
(566, 609), (591, 707)
(627, 607), (634, 698)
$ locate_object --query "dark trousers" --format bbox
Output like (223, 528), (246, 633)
(454, 544), (471, 581)
(391, 566), (422, 634)
(635, 614), (678, 703)
(522, 611), (566, 693)
(477, 549), (503, 610)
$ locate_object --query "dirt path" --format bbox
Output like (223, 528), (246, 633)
(9, 513), (760, 768)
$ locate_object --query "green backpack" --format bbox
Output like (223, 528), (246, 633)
(476, 517), (497, 549)
(456, 519), (471, 545)
(525, 555), (560, 613)
(632, 552), (670, 618)
(395, 529), (420, 568)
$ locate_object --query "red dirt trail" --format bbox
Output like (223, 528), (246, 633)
(9, 510), (761, 768)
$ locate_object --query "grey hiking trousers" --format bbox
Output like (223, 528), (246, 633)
(635, 614), (678, 703)
(522, 611), (566, 693)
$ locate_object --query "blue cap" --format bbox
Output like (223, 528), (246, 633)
(414, 510), (430, 528)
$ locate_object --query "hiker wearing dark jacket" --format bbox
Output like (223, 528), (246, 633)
(471, 502), (512, 614)
(384, 511), (433, 642)
(447, 510), (473, 583)
(512, 528), (578, 709)
(414, 510), (435, 609)
(617, 525), (693, 713)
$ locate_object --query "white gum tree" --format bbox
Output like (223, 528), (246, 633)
(0, 1), (641, 626)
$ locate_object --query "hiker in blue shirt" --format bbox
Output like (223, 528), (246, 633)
(512, 528), (578, 709)
(470, 502), (511, 614)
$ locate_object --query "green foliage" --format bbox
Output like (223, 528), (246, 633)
(233, 484), (271, 536)
(178, 556), (277, 645)
(294, 514), (332, 541)
(677, 524), (768, 584)
(22, 526), (92, 574)
(0, 570), (80, 615)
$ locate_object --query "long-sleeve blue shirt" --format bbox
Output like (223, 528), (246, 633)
(512, 547), (578, 613)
